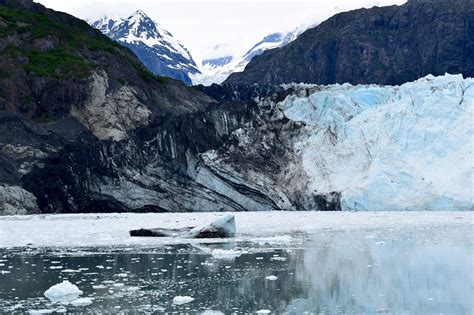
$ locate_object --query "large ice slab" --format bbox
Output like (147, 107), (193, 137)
(129, 215), (236, 238)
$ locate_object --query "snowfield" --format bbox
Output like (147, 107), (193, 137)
(0, 211), (471, 248)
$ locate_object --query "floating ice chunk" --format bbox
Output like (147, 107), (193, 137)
(70, 297), (93, 306)
(201, 311), (224, 315)
(115, 273), (128, 277)
(265, 275), (278, 281)
(92, 285), (107, 290)
(28, 309), (56, 314)
(256, 310), (271, 314)
(44, 280), (83, 303)
(253, 235), (292, 245)
(172, 296), (194, 305)
(211, 249), (242, 259)
(186, 215), (236, 238)
(270, 256), (287, 262)
(130, 215), (236, 238)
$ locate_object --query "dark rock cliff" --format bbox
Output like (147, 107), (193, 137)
(0, 0), (327, 214)
(225, 0), (474, 86)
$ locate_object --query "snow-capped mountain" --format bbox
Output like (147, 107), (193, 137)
(191, 27), (308, 86)
(90, 10), (200, 85)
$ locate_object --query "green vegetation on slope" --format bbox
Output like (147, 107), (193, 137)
(0, 4), (170, 81)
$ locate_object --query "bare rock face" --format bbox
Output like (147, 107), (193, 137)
(225, 0), (474, 86)
(0, 184), (39, 215)
(70, 71), (151, 141)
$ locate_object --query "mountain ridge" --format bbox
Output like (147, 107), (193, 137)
(225, 0), (474, 85)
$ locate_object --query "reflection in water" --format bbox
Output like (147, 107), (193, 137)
(290, 231), (473, 314)
(0, 226), (472, 314)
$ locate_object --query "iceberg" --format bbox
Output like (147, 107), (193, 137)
(172, 296), (194, 305)
(130, 215), (236, 238)
(186, 215), (236, 238)
(44, 281), (83, 303)
(265, 275), (278, 281)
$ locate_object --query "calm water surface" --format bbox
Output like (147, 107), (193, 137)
(0, 225), (472, 314)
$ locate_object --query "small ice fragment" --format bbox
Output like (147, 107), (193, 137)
(256, 310), (271, 314)
(44, 280), (83, 303)
(28, 309), (56, 314)
(92, 285), (107, 290)
(95, 265), (104, 269)
(265, 275), (278, 281)
(172, 296), (194, 305)
(70, 297), (93, 306)
(211, 249), (241, 259)
(49, 266), (62, 269)
(116, 273), (128, 277)
(270, 256), (287, 261)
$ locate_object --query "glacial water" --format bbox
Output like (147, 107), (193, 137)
(0, 225), (472, 314)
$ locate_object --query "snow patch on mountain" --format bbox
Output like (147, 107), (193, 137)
(90, 10), (199, 85)
(278, 74), (473, 210)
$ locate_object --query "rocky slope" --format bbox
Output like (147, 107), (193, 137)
(226, 0), (474, 86)
(90, 11), (200, 85)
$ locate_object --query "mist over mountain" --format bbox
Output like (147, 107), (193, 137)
(191, 27), (309, 85)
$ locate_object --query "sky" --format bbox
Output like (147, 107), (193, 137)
(34, 0), (407, 64)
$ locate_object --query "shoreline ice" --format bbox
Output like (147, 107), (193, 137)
(0, 211), (471, 249)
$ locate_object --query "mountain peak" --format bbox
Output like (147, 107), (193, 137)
(130, 9), (147, 17)
(90, 10), (199, 85)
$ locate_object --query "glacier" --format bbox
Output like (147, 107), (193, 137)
(202, 74), (473, 211)
(280, 74), (474, 210)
